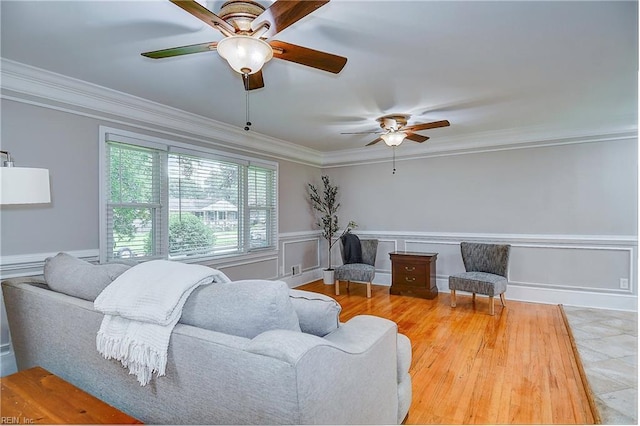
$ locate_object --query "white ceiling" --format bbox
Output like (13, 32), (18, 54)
(1, 0), (637, 157)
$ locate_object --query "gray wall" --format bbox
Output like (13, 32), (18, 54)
(0, 99), (318, 259)
(0, 98), (323, 375)
(1, 86), (637, 377)
(323, 139), (638, 309)
(328, 140), (637, 235)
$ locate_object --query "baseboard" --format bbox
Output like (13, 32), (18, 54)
(429, 275), (636, 312)
(281, 269), (323, 288)
(316, 270), (637, 311)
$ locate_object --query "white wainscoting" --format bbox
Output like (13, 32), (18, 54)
(279, 231), (324, 287)
(353, 231), (638, 311)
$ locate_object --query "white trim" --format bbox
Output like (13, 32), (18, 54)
(98, 127), (280, 263)
(281, 235), (322, 277)
(1, 59), (323, 167)
(279, 230), (322, 239)
(343, 270), (638, 312)
(357, 230), (637, 245)
(0, 249), (99, 279)
(434, 283), (638, 312)
(281, 269), (323, 288)
(322, 129), (637, 167)
(2, 59), (636, 168)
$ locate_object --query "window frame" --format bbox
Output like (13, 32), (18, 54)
(99, 126), (278, 263)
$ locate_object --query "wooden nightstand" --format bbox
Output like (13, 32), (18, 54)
(389, 251), (438, 299)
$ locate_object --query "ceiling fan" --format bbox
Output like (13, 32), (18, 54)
(142, 0), (348, 91)
(342, 115), (451, 147)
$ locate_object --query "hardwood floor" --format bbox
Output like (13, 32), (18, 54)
(297, 281), (596, 425)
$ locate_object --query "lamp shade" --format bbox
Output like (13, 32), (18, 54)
(216, 35), (273, 75)
(0, 167), (51, 205)
(381, 131), (407, 147)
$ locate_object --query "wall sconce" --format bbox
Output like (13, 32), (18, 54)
(0, 151), (51, 205)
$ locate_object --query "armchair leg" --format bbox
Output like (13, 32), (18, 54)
(489, 297), (495, 316)
(472, 293), (476, 302)
(334, 279), (340, 296)
(500, 293), (507, 307)
(366, 282), (372, 298)
(451, 289), (457, 307)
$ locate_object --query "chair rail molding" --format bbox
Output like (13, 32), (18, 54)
(352, 230), (638, 311)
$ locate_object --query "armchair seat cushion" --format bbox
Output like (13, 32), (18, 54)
(335, 264), (375, 283)
(448, 272), (507, 296)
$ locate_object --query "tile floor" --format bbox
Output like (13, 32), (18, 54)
(562, 306), (638, 424)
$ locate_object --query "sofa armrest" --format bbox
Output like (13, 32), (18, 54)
(246, 315), (397, 364)
(2, 276), (48, 290)
(247, 314), (401, 424)
(246, 329), (335, 364)
(322, 315), (397, 351)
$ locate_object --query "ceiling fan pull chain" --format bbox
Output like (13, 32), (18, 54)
(244, 78), (251, 131)
(392, 146), (396, 175)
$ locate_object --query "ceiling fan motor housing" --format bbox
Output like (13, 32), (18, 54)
(378, 115), (408, 131)
(218, 1), (266, 33)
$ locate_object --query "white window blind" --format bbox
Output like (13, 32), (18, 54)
(247, 165), (277, 250)
(106, 142), (165, 260)
(103, 133), (277, 262)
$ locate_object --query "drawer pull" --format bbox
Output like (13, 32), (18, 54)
(404, 266), (416, 272)
(405, 277), (416, 282)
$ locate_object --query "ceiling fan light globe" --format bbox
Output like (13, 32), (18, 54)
(381, 131), (407, 146)
(217, 35), (273, 75)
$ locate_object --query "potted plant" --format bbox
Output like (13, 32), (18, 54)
(308, 176), (357, 284)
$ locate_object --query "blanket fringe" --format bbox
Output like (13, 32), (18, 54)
(97, 331), (167, 386)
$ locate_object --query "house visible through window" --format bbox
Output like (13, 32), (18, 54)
(101, 130), (277, 262)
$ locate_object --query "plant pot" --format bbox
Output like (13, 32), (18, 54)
(323, 269), (335, 285)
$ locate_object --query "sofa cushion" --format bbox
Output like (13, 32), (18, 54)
(180, 280), (301, 339)
(289, 289), (341, 337)
(44, 252), (131, 301)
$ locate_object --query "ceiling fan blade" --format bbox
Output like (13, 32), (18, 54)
(405, 133), (430, 143)
(403, 120), (451, 132)
(169, 0), (235, 34)
(270, 40), (347, 74)
(142, 42), (217, 59)
(251, 1), (329, 39)
(243, 71), (265, 91)
(366, 137), (383, 146)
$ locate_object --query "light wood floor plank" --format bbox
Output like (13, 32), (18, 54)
(296, 281), (596, 425)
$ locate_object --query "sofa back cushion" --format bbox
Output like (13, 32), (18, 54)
(180, 280), (301, 339)
(289, 289), (341, 337)
(44, 252), (131, 301)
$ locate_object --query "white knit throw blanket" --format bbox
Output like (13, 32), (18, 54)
(94, 260), (231, 386)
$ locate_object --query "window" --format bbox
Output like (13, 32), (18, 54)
(101, 130), (277, 262)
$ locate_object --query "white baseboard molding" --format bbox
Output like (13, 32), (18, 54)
(432, 277), (637, 312)
(281, 269), (323, 288)
(293, 269), (637, 312)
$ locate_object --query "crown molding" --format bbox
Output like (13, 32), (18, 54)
(0, 58), (324, 166)
(321, 123), (638, 167)
(1, 59), (636, 169)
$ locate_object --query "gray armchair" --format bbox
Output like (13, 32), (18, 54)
(448, 242), (511, 315)
(334, 237), (378, 298)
